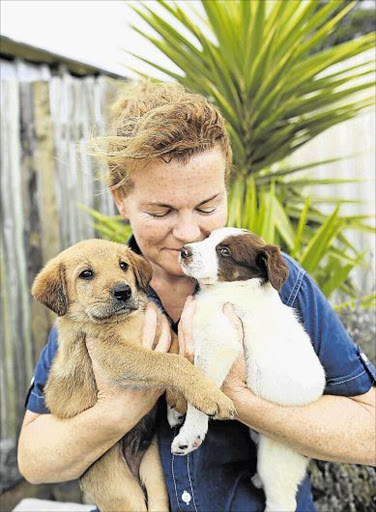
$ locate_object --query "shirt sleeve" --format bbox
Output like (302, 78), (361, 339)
(24, 324), (58, 414)
(282, 255), (376, 396)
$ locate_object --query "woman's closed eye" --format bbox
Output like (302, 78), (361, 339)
(146, 207), (216, 218)
(146, 210), (171, 218)
(197, 207), (216, 215)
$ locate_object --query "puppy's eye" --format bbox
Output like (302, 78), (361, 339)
(219, 247), (231, 257)
(120, 261), (128, 272)
(79, 269), (94, 279)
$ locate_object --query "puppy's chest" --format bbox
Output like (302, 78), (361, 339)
(84, 314), (145, 346)
(193, 288), (258, 327)
(192, 286), (283, 354)
(192, 291), (254, 345)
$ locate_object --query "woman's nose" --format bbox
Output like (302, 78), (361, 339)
(172, 213), (201, 243)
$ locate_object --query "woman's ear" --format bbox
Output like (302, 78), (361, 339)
(111, 189), (128, 217)
(31, 259), (68, 316)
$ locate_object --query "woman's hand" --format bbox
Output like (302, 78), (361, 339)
(85, 303), (172, 425)
(221, 302), (248, 401)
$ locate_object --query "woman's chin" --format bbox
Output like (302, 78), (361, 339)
(164, 255), (190, 278)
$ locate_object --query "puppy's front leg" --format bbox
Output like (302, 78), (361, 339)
(88, 340), (236, 420)
(172, 328), (240, 456)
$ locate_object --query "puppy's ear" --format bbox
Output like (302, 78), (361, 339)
(32, 259), (68, 316)
(259, 244), (289, 291)
(128, 252), (153, 291)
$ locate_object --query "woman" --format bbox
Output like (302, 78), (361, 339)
(18, 82), (375, 512)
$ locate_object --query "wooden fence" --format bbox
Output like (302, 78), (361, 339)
(0, 74), (123, 440)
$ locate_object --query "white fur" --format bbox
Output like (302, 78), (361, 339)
(170, 228), (326, 512)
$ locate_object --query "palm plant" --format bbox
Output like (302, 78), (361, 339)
(128, 0), (374, 175)
(120, 0), (375, 302)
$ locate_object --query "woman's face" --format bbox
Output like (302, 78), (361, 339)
(113, 147), (228, 279)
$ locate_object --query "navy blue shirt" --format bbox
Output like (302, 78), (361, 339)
(26, 241), (376, 512)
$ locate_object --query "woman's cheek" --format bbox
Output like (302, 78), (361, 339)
(208, 208), (227, 230)
(139, 215), (173, 239)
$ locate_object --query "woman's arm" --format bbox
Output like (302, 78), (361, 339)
(226, 379), (376, 466)
(18, 304), (170, 484)
(18, 387), (161, 484)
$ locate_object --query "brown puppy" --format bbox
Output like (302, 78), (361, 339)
(32, 239), (235, 512)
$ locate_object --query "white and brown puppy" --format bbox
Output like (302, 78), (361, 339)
(170, 227), (326, 512)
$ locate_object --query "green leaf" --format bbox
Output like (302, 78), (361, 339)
(291, 196), (311, 259)
(259, 181), (276, 243)
(273, 195), (295, 251)
(334, 293), (376, 311)
(300, 206), (344, 274)
(243, 176), (257, 232)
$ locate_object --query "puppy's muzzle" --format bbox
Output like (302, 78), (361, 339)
(113, 284), (132, 303)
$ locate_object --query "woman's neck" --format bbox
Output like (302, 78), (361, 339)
(150, 270), (197, 323)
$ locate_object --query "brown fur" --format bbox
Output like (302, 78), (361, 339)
(217, 233), (289, 291)
(32, 239), (235, 512)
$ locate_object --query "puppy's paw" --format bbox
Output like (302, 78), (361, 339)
(213, 391), (237, 420)
(187, 386), (236, 419)
(171, 430), (205, 456)
(167, 405), (185, 428)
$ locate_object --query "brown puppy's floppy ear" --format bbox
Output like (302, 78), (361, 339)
(259, 244), (289, 292)
(128, 252), (153, 291)
(32, 259), (68, 316)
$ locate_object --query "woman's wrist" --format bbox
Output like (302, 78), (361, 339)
(227, 385), (265, 424)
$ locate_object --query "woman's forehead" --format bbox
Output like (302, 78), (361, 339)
(130, 149), (227, 203)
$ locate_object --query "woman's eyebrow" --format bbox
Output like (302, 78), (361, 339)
(197, 193), (221, 206)
(143, 193), (221, 209)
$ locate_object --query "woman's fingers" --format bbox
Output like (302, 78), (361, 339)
(155, 314), (172, 353)
(178, 295), (196, 363)
(223, 302), (244, 342)
(142, 303), (158, 349)
(142, 303), (172, 353)
(221, 303), (248, 392)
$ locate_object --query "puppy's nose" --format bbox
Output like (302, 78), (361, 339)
(180, 246), (193, 259)
(113, 284), (132, 302)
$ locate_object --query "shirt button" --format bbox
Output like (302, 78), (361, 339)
(181, 491), (192, 504)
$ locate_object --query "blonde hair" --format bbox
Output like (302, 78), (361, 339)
(93, 81), (232, 196)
